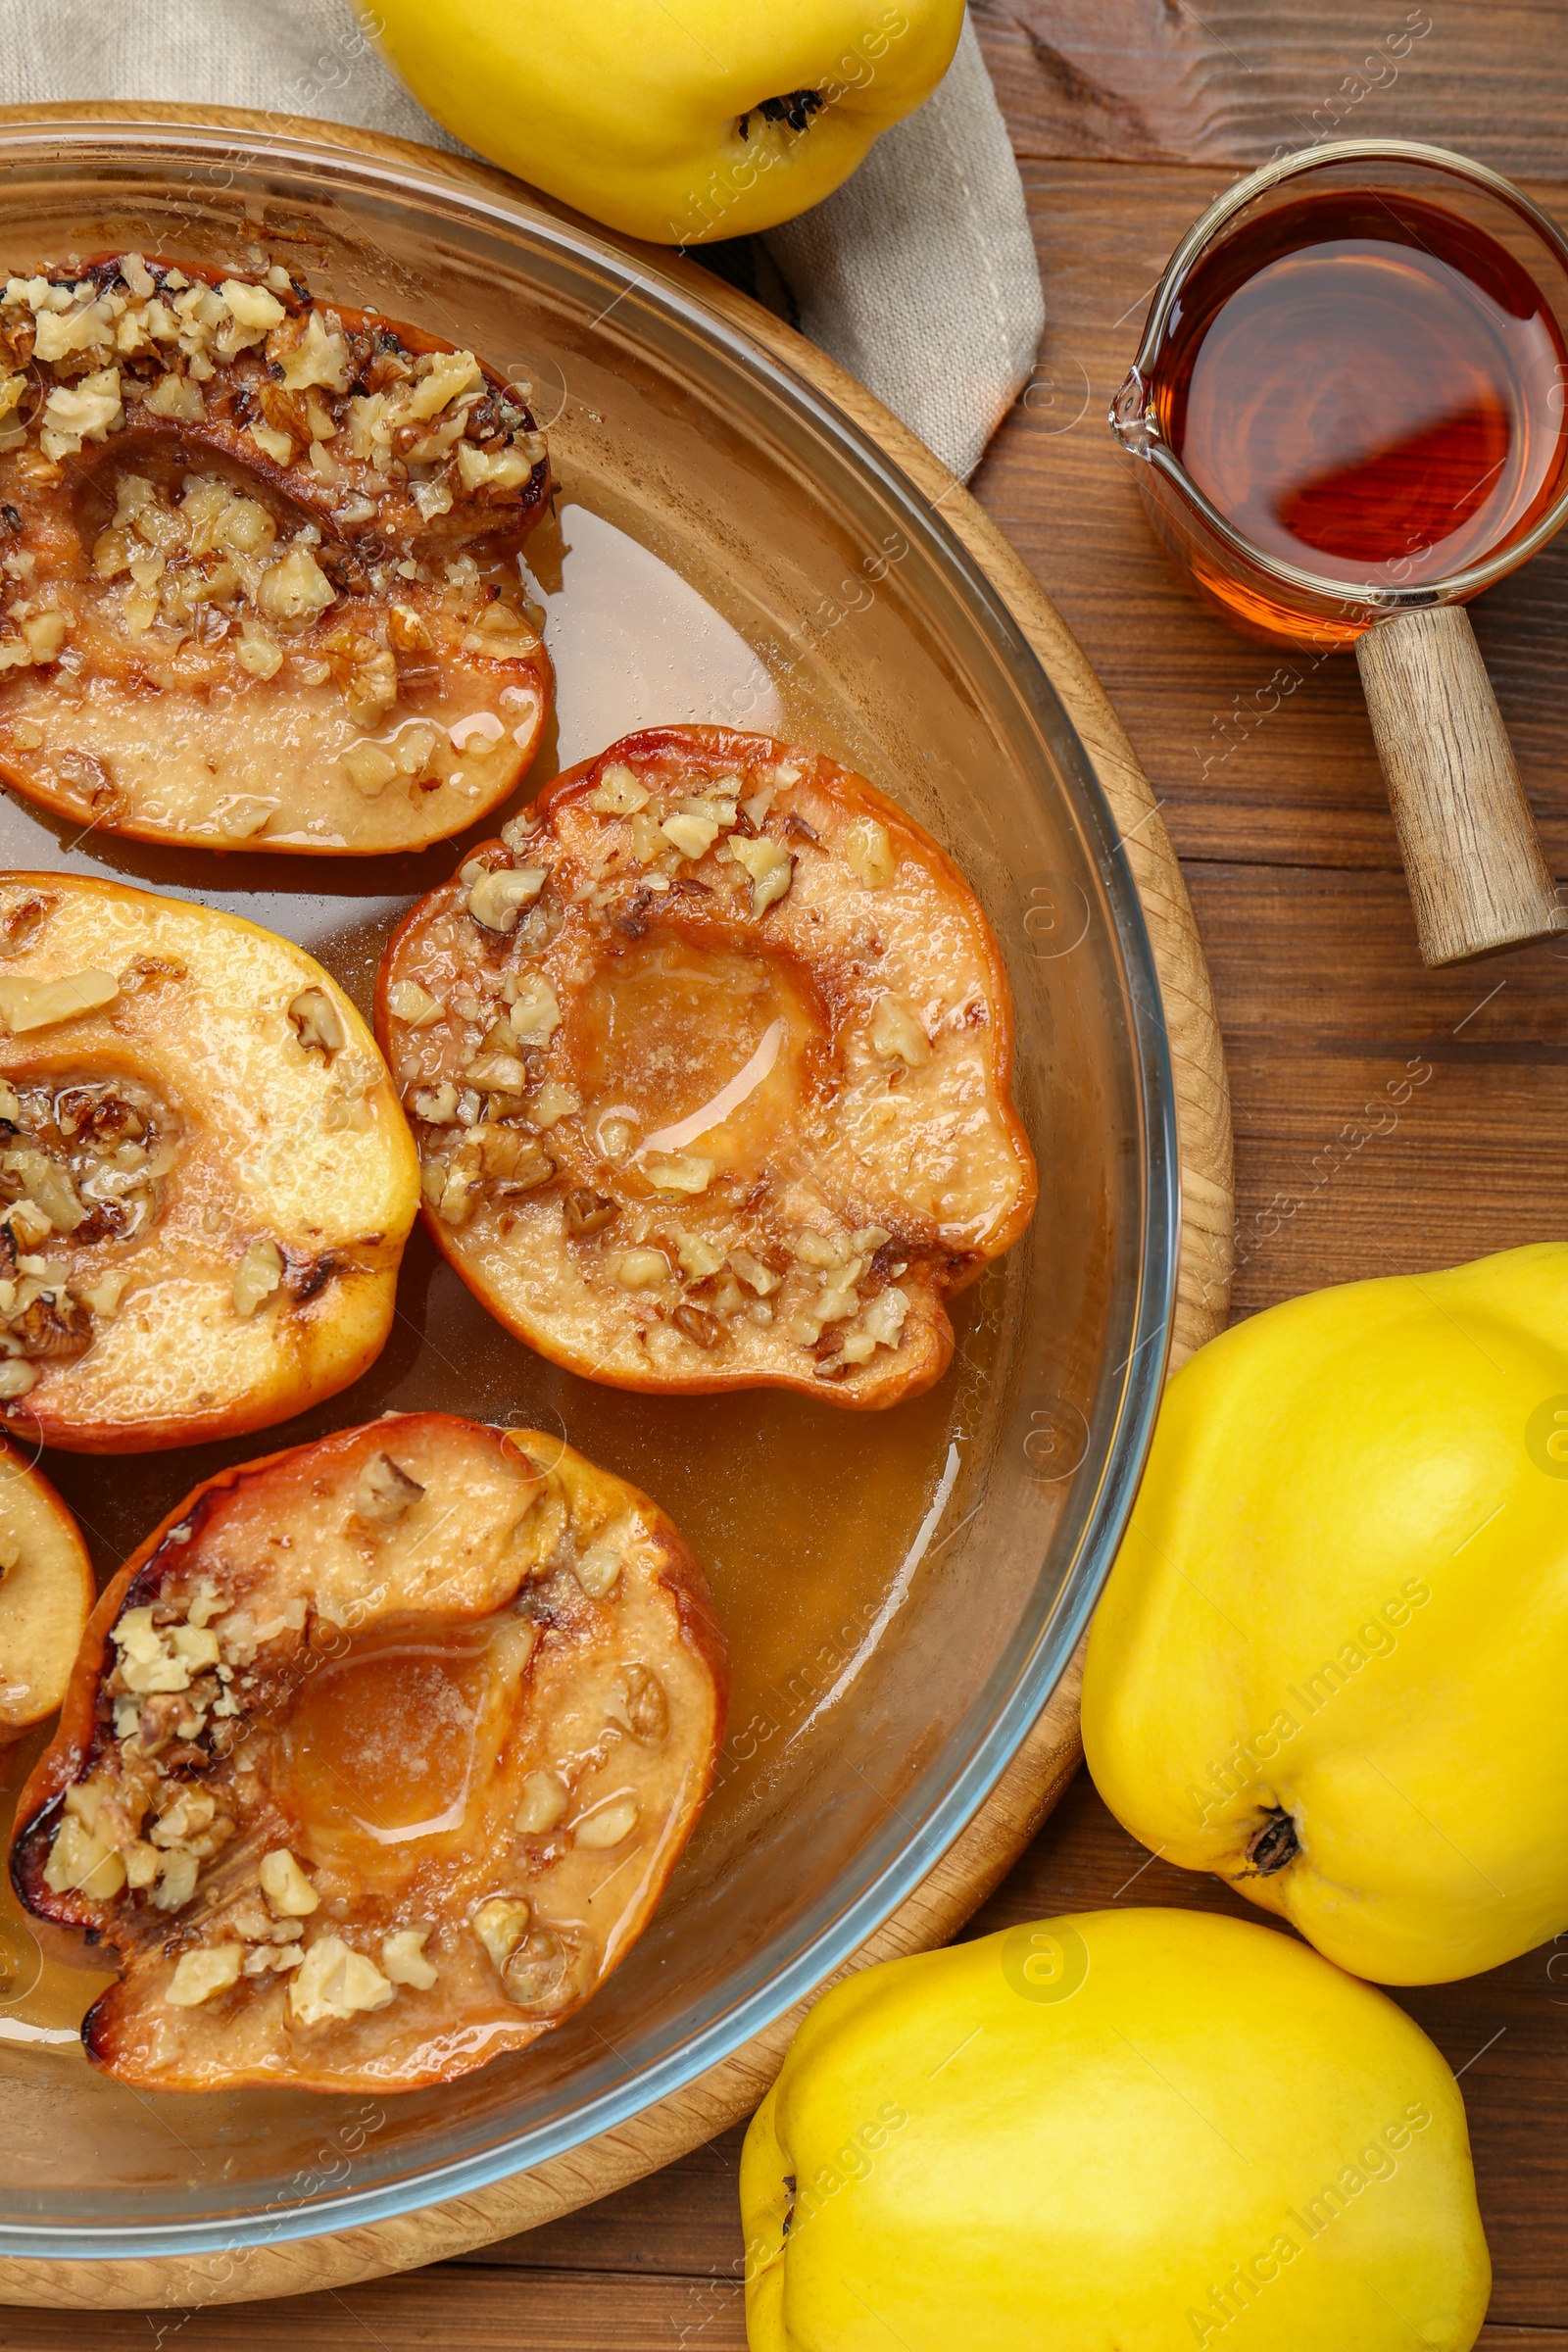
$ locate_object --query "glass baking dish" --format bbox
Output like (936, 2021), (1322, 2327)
(0, 117), (1178, 2262)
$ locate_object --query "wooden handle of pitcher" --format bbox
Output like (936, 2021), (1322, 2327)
(1355, 605), (1564, 966)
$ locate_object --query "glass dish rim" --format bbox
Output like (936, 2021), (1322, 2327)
(0, 114), (1181, 2257)
(1117, 136), (1568, 615)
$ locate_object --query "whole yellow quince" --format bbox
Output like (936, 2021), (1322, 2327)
(1083, 1243), (1568, 1985)
(365, 1), (964, 245)
(741, 1908), (1489, 2351)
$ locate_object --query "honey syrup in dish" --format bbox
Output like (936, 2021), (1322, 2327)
(1154, 190), (1568, 591)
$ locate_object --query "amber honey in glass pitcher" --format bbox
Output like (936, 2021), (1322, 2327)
(1113, 142), (1568, 966)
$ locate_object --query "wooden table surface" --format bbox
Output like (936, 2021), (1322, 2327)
(8, 6), (1568, 2344)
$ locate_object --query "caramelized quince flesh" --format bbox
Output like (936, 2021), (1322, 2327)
(0, 871), (417, 1452)
(0, 254), (552, 854)
(10, 1414), (727, 2093)
(376, 726), (1037, 1408)
(0, 1440), (91, 1736)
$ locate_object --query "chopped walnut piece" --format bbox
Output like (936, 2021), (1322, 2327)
(354, 1449), (425, 1525)
(387, 978), (441, 1027)
(728, 833), (794, 914)
(672, 1301), (723, 1349)
(260, 1847), (319, 1917)
(613, 1250), (668, 1291)
(608, 1663), (669, 1745)
(845, 815), (897, 888)
(473, 1893), (531, 1974)
(0, 968), (117, 1034)
(573, 1796), (639, 1849)
(286, 985), (346, 1056)
(382, 1926), (439, 1988)
(289, 1934), (395, 2026)
(231, 1237), (283, 1319)
(871, 994), (932, 1068)
(467, 866), (546, 933)
(499, 1926), (596, 2015)
(514, 1770), (569, 1835)
(564, 1189), (616, 1236)
(167, 1944), (243, 2007)
(575, 1519), (631, 1598)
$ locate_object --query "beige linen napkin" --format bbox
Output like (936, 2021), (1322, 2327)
(0, 0), (1043, 478)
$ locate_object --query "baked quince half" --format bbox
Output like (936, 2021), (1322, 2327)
(0, 1440), (92, 1739)
(376, 726), (1036, 1408)
(10, 1413), (728, 2093)
(0, 254), (551, 854)
(0, 871), (417, 1450)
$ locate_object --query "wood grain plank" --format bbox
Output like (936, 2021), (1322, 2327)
(0, 2267), (748, 2349)
(1182, 861), (1568, 1318)
(455, 2127), (748, 2279)
(973, 0), (1567, 177)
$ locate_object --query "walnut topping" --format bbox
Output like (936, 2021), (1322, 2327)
(260, 1847), (319, 1917)
(586, 764), (649, 815)
(870, 994), (932, 1066)
(498, 1925), (595, 2014)
(662, 809), (720, 860)
(608, 1663), (668, 1746)
(506, 972), (560, 1044)
(473, 1893), (532, 1974)
(0, 968), (117, 1033)
(111, 1605), (214, 1694)
(387, 979), (442, 1027)
(167, 1944), (243, 2007)
(573, 1796), (640, 1849)
(354, 1449), (425, 1525)
(382, 1926), (438, 1988)
(612, 1249), (669, 1291)
(289, 1934), (396, 2026)
(844, 816), (897, 888)
(514, 1770), (569, 1835)
(728, 833), (794, 913)
(0, 1072), (174, 1396)
(564, 1189), (616, 1237)
(467, 865), (546, 933)
(286, 985), (346, 1057)
(575, 1515), (635, 1598)
(643, 1153), (713, 1196)
(42, 1785), (126, 1900)
(231, 1237), (284, 1319)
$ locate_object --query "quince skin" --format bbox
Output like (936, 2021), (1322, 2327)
(1084, 1244), (1568, 1984)
(741, 1908), (1488, 2350)
(365, 1), (964, 244)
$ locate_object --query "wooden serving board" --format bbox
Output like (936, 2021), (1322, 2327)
(0, 104), (1234, 2312)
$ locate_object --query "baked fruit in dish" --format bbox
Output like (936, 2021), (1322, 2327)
(0, 872), (417, 1451)
(0, 255), (551, 854)
(0, 1439), (92, 1739)
(10, 1413), (728, 2093)
(377, 726), (1037, 1408)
